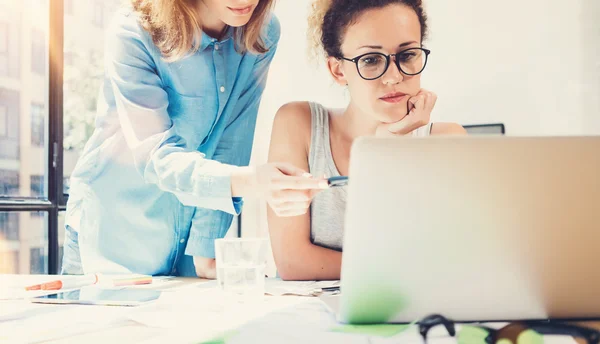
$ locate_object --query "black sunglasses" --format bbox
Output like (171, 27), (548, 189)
(339, 47), (431, 81)
(418, 314), (600, 344)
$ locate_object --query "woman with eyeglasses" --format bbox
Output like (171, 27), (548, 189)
(267, 0), (467, 281)
(61, 0), (330, 279)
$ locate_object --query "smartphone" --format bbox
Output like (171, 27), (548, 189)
(30, 287), (161, 307)
(327, 176), (349, 187)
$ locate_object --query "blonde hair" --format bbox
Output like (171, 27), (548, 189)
(307, 0), (332, 63)
(132, 0), (276, 62)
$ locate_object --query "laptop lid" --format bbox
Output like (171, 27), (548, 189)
(339, 136), (600, 324)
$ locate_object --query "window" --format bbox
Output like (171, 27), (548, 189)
(0, 169), (19, 197)
(0, 22), (7, 77)
(0, 0), (53, 275)
(0, 88), (20, 141)
(31, 29), (46, 75)
(31, 103), (45, 146)
(0, 252), (18, 274)
(0, 212), (19, 241)
(30, 247), (47, 274)
(0, 212), (48, 274)
(30, 175), (45, 217)
(0, 15), (19, 79)
(0, 105), (6, 137)
(30, 175), (44, 198)
(0, 6), (48, 198)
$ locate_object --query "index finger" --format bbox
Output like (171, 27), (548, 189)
(273, 176), (329, 190)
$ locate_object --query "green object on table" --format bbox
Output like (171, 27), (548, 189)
(517, 329), (544, 344)
(458, 325), (544, 344)
(459, 325), (492, 343)
(330, 324), (410, 337)
(197, 330), (239, 344)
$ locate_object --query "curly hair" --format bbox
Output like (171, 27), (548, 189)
(132, 0), (275, 62)
(308, 0), (428, 61)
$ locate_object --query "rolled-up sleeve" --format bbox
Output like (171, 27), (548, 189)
(185, 16), (281, 258)
(106, 14), (239, 215)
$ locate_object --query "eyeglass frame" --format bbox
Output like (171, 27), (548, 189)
(418, 314), (600, 344)
(338, 47), (431, 81)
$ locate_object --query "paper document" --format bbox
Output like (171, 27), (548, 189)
(265, 279), (340, 296)
(127, 287), (309, 337)
(182, 278), (340, 296)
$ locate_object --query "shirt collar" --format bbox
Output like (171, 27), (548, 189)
(199, 26), (234, 51)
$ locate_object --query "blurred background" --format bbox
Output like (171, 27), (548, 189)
(0, 0), (598, 275)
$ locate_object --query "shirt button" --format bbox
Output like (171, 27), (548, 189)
(180, 239), (185, 244)
(214, 45), (219, 51)
(220, 86), (225, 93)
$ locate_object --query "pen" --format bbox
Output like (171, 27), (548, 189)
(327, 176), (348, 187)
(321, 286), (340, 292)
(111, 275), (153, 287)
(24, 274), (153, 291)
(25, 274), (99, 291)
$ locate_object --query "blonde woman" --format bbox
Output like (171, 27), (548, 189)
(62, 0), (328, 278)
(268, 0), (467, 281)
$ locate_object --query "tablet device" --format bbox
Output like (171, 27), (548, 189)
(30, 287), (161, 306)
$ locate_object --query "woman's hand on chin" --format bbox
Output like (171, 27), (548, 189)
(375, 89), (437, 137)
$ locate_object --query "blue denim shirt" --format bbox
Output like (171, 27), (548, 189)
(64, 8), (280, 276)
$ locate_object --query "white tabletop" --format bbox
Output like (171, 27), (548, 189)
(0, 275), (585, 344)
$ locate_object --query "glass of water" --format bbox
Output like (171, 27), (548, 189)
(215, 238), (269, 301)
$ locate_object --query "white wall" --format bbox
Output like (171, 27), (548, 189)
(424, 0), (600, 136)
(582, 0), (600, 133)
(241, 0), (600, 274)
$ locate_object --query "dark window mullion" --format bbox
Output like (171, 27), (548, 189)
(0, 199), (53, 211)
(48, 0), (64, 275)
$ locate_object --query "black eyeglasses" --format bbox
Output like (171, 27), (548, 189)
(339, 47), (431, 81)
(418, 314), (600, 344)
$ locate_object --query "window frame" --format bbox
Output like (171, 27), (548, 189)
(0, 0), (64, 275)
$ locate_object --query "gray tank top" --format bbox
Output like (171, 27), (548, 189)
(308, 102), (432, 251)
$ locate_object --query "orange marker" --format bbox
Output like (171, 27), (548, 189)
(25, 274), (98, 291)
(112, 275), (153, 287)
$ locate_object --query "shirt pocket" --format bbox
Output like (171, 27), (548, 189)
(166, 87), (218, 150)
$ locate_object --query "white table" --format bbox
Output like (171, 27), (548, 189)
(1, 275), (594, 343)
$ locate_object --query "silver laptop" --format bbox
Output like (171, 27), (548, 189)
(323, 136), (600, 324)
